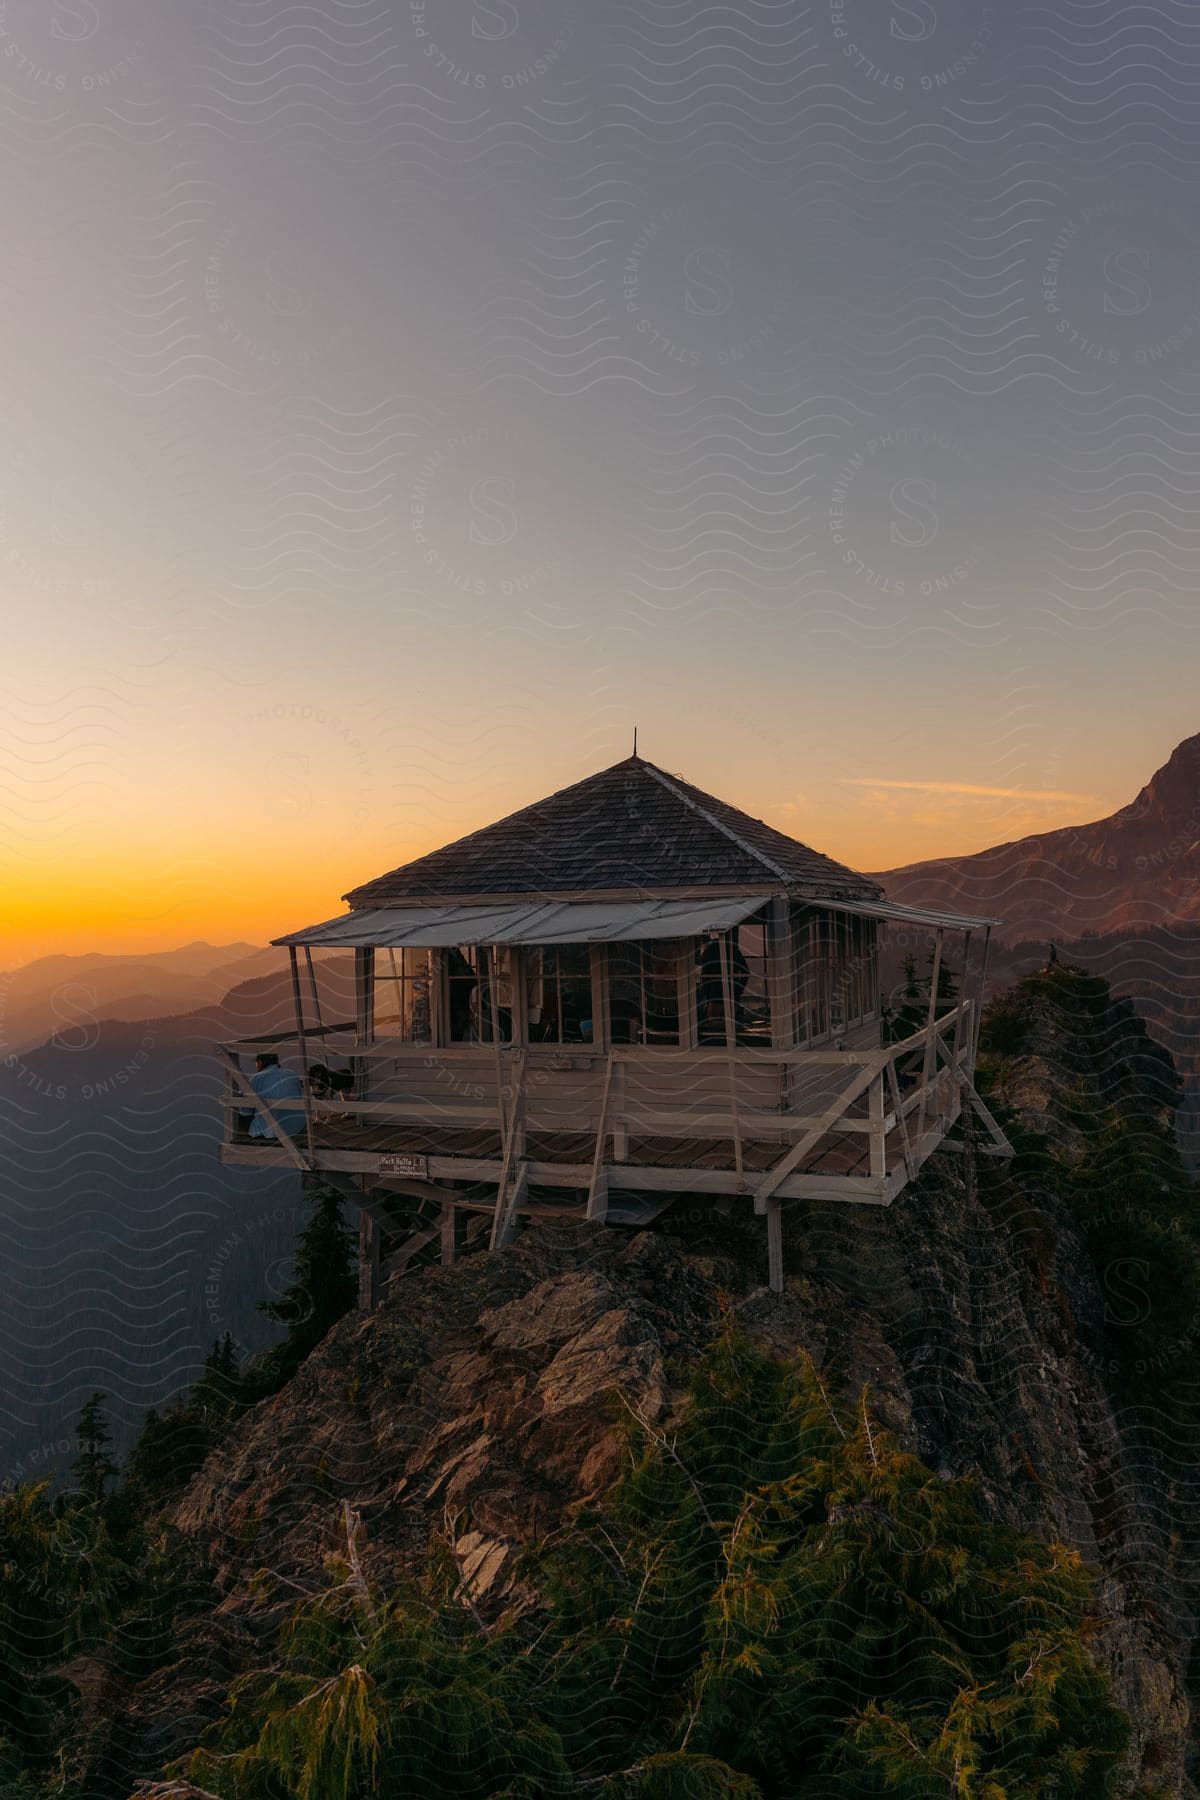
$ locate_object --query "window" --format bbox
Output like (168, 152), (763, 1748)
(696, 927), (769, 1044)
(445, 945), (512, 1044)
(609, 943), (679, 1045)
(799, 910), (878, 1042)
(372, 947), (434, 1043)
(526, 945), (594, 1044)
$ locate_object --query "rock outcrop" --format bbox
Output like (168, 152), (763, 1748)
(111, 1143), (1193, 1794)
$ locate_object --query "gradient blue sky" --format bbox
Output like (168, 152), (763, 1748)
(3, 0), (1199, 960)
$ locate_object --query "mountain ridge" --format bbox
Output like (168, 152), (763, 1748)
(877, 732), (1200, 942)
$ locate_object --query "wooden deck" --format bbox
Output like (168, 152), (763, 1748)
(216, 1002), (982, 1211)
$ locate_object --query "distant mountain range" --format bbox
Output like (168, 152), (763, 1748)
(878, 733), (1200, 943)
(0, 952), (354, 1479)
(0, 941), (292, 1058)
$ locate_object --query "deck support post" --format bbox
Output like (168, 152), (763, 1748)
(886, 1057), (916, 1181)
(587, 1052), (616, 1221)
(766, 1197), (784, 1294)
(440, 1201), (459, 1267)
(358, 1207), (380, 1312)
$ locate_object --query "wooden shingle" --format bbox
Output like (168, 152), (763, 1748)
(344, 756), (881, 906)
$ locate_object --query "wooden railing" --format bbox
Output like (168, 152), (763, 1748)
(218, 1000), (975, 1193)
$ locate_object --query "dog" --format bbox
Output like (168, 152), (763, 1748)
(308, 1063), (355, 1122)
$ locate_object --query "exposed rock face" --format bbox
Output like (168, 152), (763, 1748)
(174, 1227), (708, 1615)
(138, 1152), (1196, 1795)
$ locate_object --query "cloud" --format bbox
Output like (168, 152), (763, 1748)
(843, 778), (1097, 806)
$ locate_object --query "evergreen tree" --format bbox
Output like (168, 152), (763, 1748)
(886, 949), (958, 1046)
(254, 1188), (357, 1392)
(122, 1405), (210, 1512)
(195, 1333), (243, 1423)
(70, 1392), (117, 1505)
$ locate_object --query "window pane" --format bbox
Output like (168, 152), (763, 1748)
(610, 944), (678, 1045)
(447, 945), (480, 1042)
(608, 945), (643, 1045)
(529, 944), (593, 1044)
(642, 946), (678, 1043)
(477, 946), (512, 1043)
(735, 924), (769, 1038)
(371, 948), (433, 1042)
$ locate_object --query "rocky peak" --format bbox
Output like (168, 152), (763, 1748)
(1113, 730), (1200, 834)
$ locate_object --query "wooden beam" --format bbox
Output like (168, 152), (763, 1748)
(973, 925), (992, 1069)
(488, 1049), (527, 1249)
(766, 1197), (784, 1293)
(492, 1159), (529, 1247)
(383, 1222), (442, 1282)
(677, 938), (698, 1052)
(358, 1210), (380, 1311)
(441, 1201), (458, 1267)
(885, 1057), (915, 1182)
(751, 1054), (886, 1213)
(916, 929), (944, 1145)
(931, 1038), (1013, 1157)
(288, 947), (319, 1166)
(868, 1073), (886, 1180)
(218, 1140), (892, 1203)
(586, 1052), (616, 1219)
(719, 933), (745, 1190)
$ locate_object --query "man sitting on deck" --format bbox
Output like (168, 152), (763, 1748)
(238, 1052), (307, 1142)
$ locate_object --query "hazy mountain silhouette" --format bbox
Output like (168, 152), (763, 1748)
(0, 941), (292, 1057)
(879, 734), (1200, 942)
(0, 953), (354, 1480)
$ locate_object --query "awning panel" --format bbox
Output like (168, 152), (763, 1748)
(274, 895), (767, 950)
(820, 896), (1000, 932)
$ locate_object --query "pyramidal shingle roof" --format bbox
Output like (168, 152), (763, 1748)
(345, 756), (882, 907)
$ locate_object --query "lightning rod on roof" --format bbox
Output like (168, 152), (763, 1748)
(633, 725), (638, 756)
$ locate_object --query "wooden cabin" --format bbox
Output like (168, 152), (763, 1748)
(217, 755), (1010, 1298)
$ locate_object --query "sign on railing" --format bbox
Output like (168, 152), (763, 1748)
(380, 1152), (430, 1178)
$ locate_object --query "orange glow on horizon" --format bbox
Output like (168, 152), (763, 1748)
(0, 763), (1135, 970)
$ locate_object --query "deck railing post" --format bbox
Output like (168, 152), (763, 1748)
(612, 1058), (628, 1162)
(972, 925), (992, 1071)
(869, 1072), (886, 1181)
(719, 933), (745, 1190)
(915, 929), (944, 1150)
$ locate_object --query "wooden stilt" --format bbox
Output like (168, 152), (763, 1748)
(440, 1200), (459, 1267)
(766, 1197), (784, 1294)
(358, 1209), (380, 1311)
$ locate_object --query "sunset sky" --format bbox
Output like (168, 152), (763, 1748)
(3, 2), (1199, 967)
